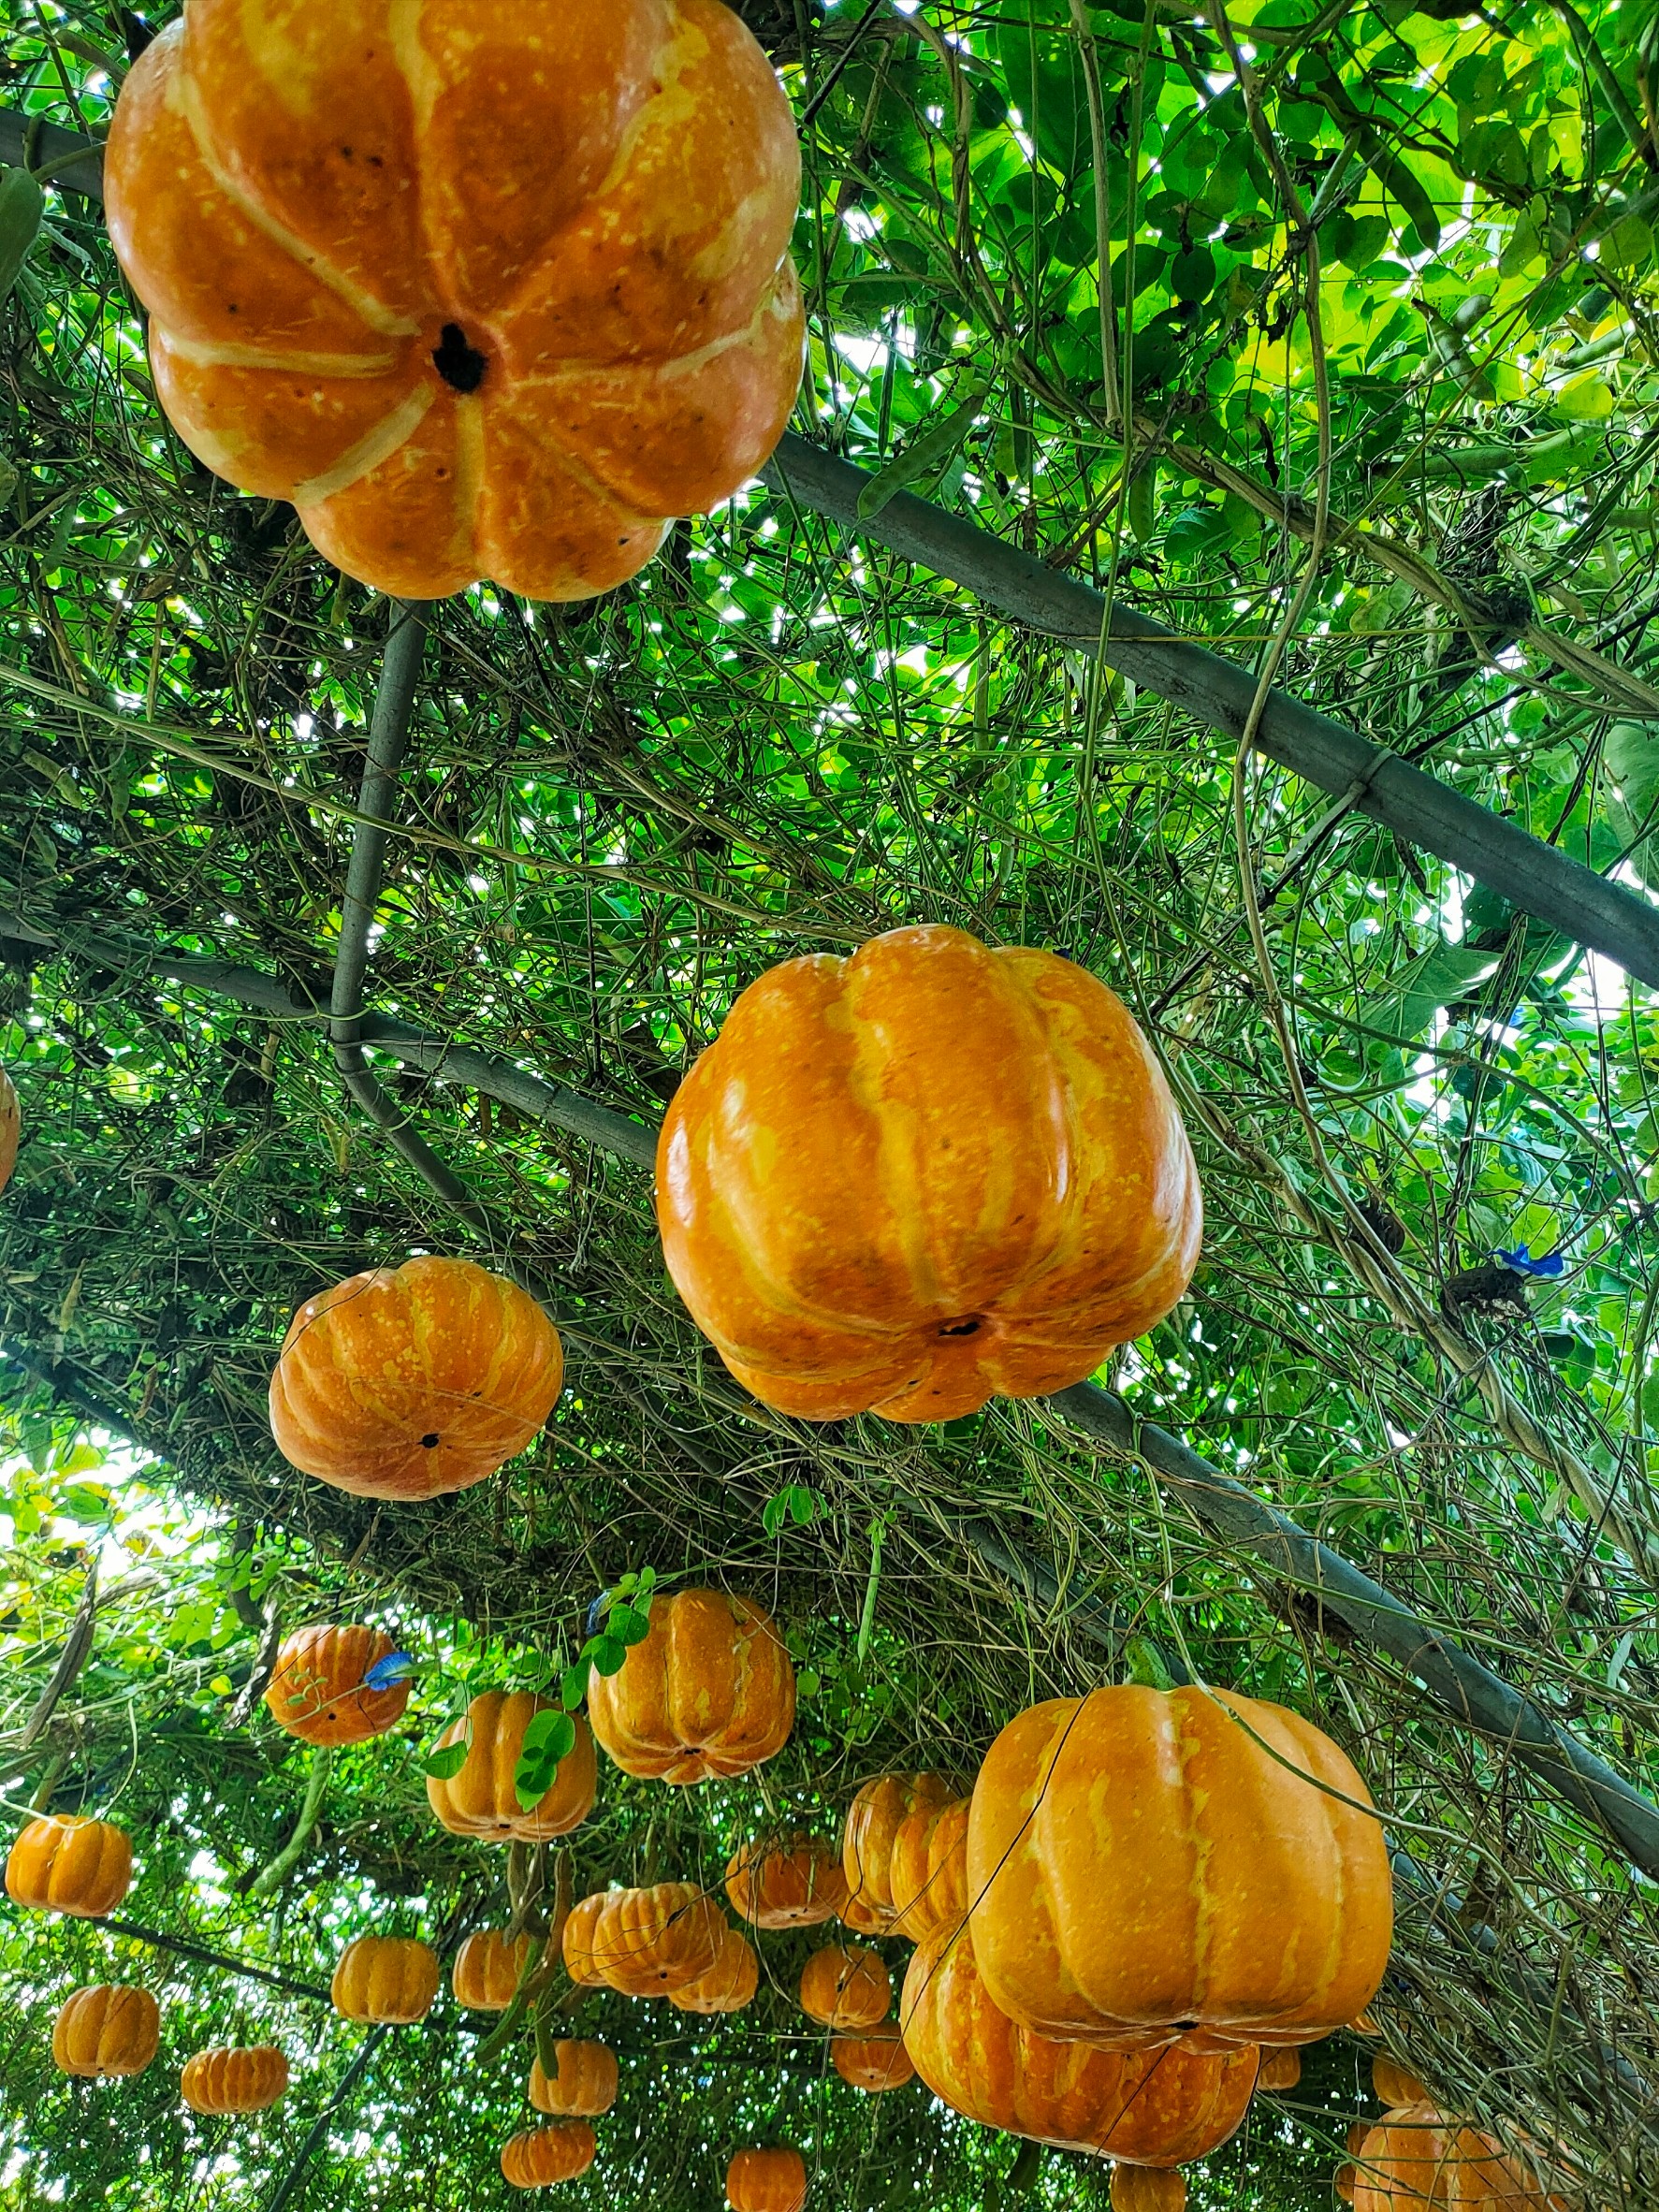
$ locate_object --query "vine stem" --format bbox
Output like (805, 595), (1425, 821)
(247, 1744), (333, 1902)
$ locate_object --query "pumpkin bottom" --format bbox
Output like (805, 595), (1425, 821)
(721, 1317), (1130, 1425)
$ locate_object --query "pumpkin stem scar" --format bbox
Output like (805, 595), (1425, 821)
(419, 1432), (440, 1448)
(431, 323), (488, 394)
(937, 1316), (982, 1336)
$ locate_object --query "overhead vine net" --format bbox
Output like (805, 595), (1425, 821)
(2, 0), (1658, 2205)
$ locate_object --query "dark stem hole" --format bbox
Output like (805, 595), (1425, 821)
(431, 323), (487, 394)
(419, 1433), (440, 1448)
(937, 1316), (983, 1338)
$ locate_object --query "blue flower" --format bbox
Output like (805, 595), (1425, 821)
(362, 1651), (416, 1691)
(1494, 1244), (1564, 1278)
(584, 1592), (611, 1640)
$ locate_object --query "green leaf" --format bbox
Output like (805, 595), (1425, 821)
(560, 1661), (590, 1712)
(1375, 152), (1441, 251)
(608, 1602), (651, 1646)
(514, 1709), (577, 1807)
(1374, 941), (1502, 1041)
(0, 167), (45, 306)
(857, 383), (990, 518)
(422, 1737), (470, 1781)
(589, 1633), (628, 1678)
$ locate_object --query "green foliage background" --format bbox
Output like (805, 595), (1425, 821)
(2, 0), (1659, 2204)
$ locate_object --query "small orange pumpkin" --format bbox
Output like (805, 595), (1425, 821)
(51, 1985), (161, 2078)
(426, 1692), (597, 1841)
(667, 1924), (759, 2014)
(0, 1067), (18, 1195)
(832, 2026), (914, 2093)
(800, 1944), (891, 2031)
(587, 1589), (794, 1783)
(900, 1928), (1259, 2164)
(105, 0), (802, 606)
(564, 1883), (725, 1997)
(1337, 2165), (1358, 2204)
(1257, 2048), (1302, 2092)
(656, 924), (1201, 1422)
(842, 1772), (954, 1931)
(967, 1685), (1391, 2050)
(1111, 2175), (1186, 2212)
(837, 1889), (894, 1938)
(1374, 2055), (1433, 2110)
(727, 2147), (808, 2212)
(265, 1623), (410, 1745)
(888, 1796), (969, 1943)
(330, 1935), (439, 2024)
(726, 1835), (849, 1928)
(1350, 2104), (1459, 2210)
(269, 1255), (562, 1501)
(181, 2045), (289, 2115)
(530, 2040), (618, 2117)
(502, 2121), (597, 2190)
(452, 1928), (535, 2011)
(6, 1815), (132, 1918)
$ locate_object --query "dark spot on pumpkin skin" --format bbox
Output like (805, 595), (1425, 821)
(938, 1317), (982, 1338)
(431, 323), (488, 393)
(420, 1433), (440, 1448)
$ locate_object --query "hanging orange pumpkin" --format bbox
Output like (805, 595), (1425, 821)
(967, 1684), (1391, 2051)
(104, 0), (802, 605)
(531, 2039), (618, 2117)
(1110, 2175), (1186, 2212)
(181, 2045), (290, 2115)
(502, 2121), (598, 2190)
(1350, 2104), (1459, 2209)
(587, 1589), (794, 1783)
(1336, 2165), (1358, 2204)
(1374, 2055), (1433, 2110)
(726, 1835), (849, 1928)
(727, 2147), (808, 2212)
(837, 1889), (895, 1938)
(656, 924), (1201, 1422)
(452, 1928), (535, 2011)
(832, 2026), (915, 2093)
(269, 1256), (563, 1501)
(564, 1883), (725, 1997)
(667, 1924), (759, 2014)
(6, 1815), (132, 1918)
(842, 1772), (954, 1932)
(330, 1935), (440, 2024)
(900, 1928), (1258, 2163)
(264, 1623), (410, 1745)
(1256, 2047), (1302, 2092)
(800, 1944), (891, 2031)
(425, 1692), (596, 1841)
(888, 1796), (970, 1943)
(51, 1985), (161, 2078)
(0, 1067), (18, 1195)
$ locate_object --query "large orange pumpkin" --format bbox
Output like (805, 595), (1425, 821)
(832, 2026), (915, 2093)
(1374, 2055), (1433, 2109)
(800, 1944), (891, 2031)
(587, 1589), (794, 1783)
(269, 1256), (563, 1501)
(181, 2045), (290, 2115)
(531, 2039), (618, 2117)
(888, 1796), (970, 1943)
(425, 1692), (596, 1841)
(6, 1815), (133, 1918)
(563, 1883), (725, 1997)
(51, 1985), (161, 2078)
(967, 1684), (1391, 2050)
(842, 1772), (954, 1931)
(330, 1935), (440, 2023)
(727, 2147), (808, 2212)
(264, 1623), (410, 1745)
(103, 0), (802, 605)
(656, 925), (1201, 1422)
(667, 1923), (759, 2014)
(502, 2121), (597, 2190)
(900, 1929), (1258, 2163)
(726, 1835), (849, 1928)
(0, 1067), (18, 1195)
(452, 1928), (535, 2011)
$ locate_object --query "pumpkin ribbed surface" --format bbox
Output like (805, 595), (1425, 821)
(832, 2026), (915, 2093)
(0, 1067), (17, 1195)
(842, 1772), (953, 1932)
(269, 1255), (562, 1501)
(656, 925), (1201, 1422)
(587, 1589), (794, 1783)
(1110, 2174), (1186, 2212)
(51, 1985), (161, 2078)
(502, 2121), (597, 2190)
(1352, 2111), (1564, 2212)
(1257, 2047), (1302, 2092)
(530, 2039), (618, 2117)
(726, 1836), (849, 1928)
(426, 1692), (596, 1841)
(564, 1883), (724, 1996)
(888, 1796), (970, 1943)
(1374, 2055), (1433, 2111)
(727, 2147), (808, 2212)
(103, 0), (802, 605)
(265, 1623), (410, 1745)
(900, 1930), (1259, 2164)
(800, 1944), (891, 2031)
(667, 1924), (759, 2014)
(967, 1685), (1392, 2050)
(6, 1815), (133, 1918)
(1337, 2166), (1359, 2205)
(452, 1928), (535, 2011)
(181, 2045), (290, 2115)
(330, 1935), (439, 2023)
